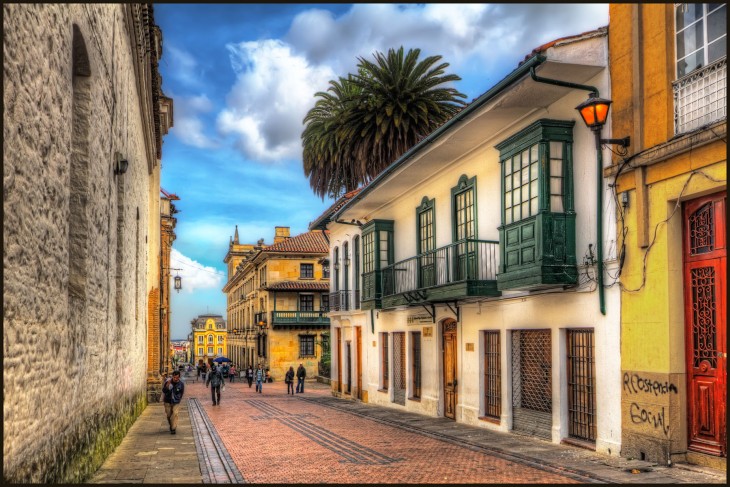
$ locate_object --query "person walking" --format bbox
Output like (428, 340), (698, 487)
(246, 366), (254, 388)
(206, 363), (224, 405)
(229, 364), (236, 383)
(285, 366), (295, 395)
(296, 363), (306, 393)
(162, 370), (185, 435)
(255, 364), (265, 393)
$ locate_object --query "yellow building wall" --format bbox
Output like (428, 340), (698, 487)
(609, 3), (727, 464)
(193, 318), (227, 362)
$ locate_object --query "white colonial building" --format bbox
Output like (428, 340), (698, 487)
(317, 28), (624, 456)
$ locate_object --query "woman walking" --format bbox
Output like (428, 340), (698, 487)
(285, 366), (295, 395)
(246, 366), (254, 388)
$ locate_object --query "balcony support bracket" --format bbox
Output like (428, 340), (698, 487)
(417, 304), (436, 323)
(445, 302), (459, 322)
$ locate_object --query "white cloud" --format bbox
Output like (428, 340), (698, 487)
(217, 39), (336, 162)
(169, 93), (218, 149)
(215, 4), (608, 162)
(169, 248), (224, 294)
(166, 44), (204, 88)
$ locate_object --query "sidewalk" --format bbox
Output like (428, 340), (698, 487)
(89, 402), (203, 484)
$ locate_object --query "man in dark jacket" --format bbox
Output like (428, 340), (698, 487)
(206, 364), (224, 405)
(296, 363), (306, 393)
(162, 370), (185, 434)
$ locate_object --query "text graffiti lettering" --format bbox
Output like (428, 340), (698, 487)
(623, 372), (678, 396)
(630, 403), (670, 436)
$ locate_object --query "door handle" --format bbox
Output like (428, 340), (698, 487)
(453, 379), (458, 387)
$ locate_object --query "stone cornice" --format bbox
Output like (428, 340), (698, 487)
(604, 119), (726, 177)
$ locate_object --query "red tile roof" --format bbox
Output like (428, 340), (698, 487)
(520, 26), (608, 65)
(308, 188), (363, 230)
(264, 281), (330, 291)
(262, 230), (329, 254)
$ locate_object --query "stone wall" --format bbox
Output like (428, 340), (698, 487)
(3, 4), (160, 482)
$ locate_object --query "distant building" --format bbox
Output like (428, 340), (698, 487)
(191, 314), (227, 365)
(223, 226), (330, 379)
(3, 4), (172, 483)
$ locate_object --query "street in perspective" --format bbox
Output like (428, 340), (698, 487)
(89, 376), (726, 484)
(4, 3), (727, 485)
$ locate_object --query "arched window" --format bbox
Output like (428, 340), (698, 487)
(333, 246), (340, 292)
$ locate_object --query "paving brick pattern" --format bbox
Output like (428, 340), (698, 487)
(90, 378), (726, 484)
(186, 380), (581, 484)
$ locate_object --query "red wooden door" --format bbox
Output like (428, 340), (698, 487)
(683, 193), (726, 457)
(443, 319), (458, 419)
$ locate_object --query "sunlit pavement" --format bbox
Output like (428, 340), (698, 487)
(90, 377), (726, 484)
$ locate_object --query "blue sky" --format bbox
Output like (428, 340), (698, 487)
(156, 3), (608, 339)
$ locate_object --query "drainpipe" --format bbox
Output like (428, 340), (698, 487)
(529, 67), (606, 315)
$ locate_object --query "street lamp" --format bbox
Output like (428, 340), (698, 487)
(574, 94), (630, 316)
(174, 274), (182, 292)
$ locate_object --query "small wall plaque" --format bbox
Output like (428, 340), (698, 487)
(423, 327), (433, 337)
(465, 343), (475, 351)
(373, 341), (377, 347)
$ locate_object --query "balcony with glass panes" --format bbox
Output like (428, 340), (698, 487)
(495, 119), (578, 291)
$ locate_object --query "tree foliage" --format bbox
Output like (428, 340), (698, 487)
(302, 47), (467, 199)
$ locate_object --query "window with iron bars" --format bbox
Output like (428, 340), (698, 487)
(411, 331), (421, 398)
(483, 331), (501, 420)
(567, 329), (596, 442)
(299, 335), (315, 357)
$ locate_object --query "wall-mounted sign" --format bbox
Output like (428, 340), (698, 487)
(372, 341), (376, 347)
(423, 326), (433, 338)
(407, 314), (432, 325)
(465, 343), (475, 351)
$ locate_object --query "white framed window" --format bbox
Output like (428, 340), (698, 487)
(198, 336), (203, 343)
(218, 347), (223, 355)
(675, 3), (726, 78)
(673, 4), (727, 134)
(208, 334), (214, 344)
(207, 346), (213, 354)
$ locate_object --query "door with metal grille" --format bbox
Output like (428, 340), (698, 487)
(393, 332), (406, 405)
(683, 193), (726, 457)
(567, 329), (596, 442)
(512, 330), (552, 439)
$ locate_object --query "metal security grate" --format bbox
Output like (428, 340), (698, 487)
(673, 57), (727, 135)
(393, 332), (406, 405)
(567, 329), (596, 442)
(512, 330), (552, 439)
(381, 333), (389, 390)
(412, 332), (421, 399)
(484, 331), (501, 419)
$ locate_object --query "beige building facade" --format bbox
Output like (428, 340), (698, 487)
(223, 227), (330, 380)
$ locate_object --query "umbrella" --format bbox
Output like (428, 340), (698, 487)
(213, 357), (231, 363)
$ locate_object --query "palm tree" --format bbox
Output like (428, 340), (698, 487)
(302, 47), (467, 199)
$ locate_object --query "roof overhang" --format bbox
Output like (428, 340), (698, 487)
(333, 43), (606, 221)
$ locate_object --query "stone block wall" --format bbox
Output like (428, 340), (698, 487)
(3, 4), (159, 482)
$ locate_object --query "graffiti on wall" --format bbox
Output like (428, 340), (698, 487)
(623, 372), (678, 396)
(623, 372), (678, 437)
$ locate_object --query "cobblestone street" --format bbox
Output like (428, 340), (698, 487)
(90, 377), (727, 484)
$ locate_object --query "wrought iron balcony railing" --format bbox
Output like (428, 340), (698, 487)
(382, 239), (499, 298)
(674, 57), (726, 135)
(328, 290), (360, 311)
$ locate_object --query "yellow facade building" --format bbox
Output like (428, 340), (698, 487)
(608, 4), (726, 467)
(223, 226), (330, 380)
(191, 314), (227, 366)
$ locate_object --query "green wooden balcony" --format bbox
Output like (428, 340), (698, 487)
(271, 310), (329, 326)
